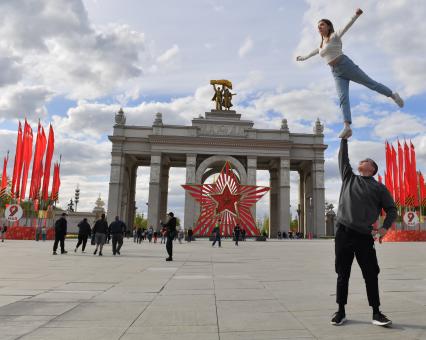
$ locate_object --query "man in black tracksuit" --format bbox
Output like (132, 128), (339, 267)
(75, 218), (91, 253)
(164, 212), (177, 261)
(332, 138), (397, 327)
(109, 216), (127, 255)
(53, 212), (68, 255)
(233, 224), (241, 246)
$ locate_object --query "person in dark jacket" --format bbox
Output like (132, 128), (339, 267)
(233, 224), (241, 246)
(53, 212), (68, 255)
(93, 213), (108, 256)
(164, 212), (177, 261)
(109, 216), (126, 255)
(75, 218), (91, 253)
(331, 138), (397, 327)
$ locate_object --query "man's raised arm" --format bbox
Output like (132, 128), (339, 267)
(339, 139), (353, 180)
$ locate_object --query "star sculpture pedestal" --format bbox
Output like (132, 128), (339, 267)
(182, 162), (270, 237)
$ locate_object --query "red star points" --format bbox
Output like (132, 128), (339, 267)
(210, 184), (241, 216)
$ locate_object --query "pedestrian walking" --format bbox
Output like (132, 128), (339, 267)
(133, 229), (137, 243)
(241, 228), (246, 241)
(234, 224), (241, 246)
(187, 228), (193, 242)
(212, 220), (221, 247)
(331, 138), (397, 327)
(53, 212), (68, 255)
(178, 229), (184, 244)
(75, 218), (91, 253)
(164, 212), (177, 261)
(93, 213), (108, 256)
(41, 226), (46, 241)
(109, 216), (126, 255)
(147, 226), (153, 243)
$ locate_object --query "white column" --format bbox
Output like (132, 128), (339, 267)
(147, 154), (162, 230)
(184, 154), (197, 230)
(159, 164), (170, 230)
(269, 167), (279, 238)
(247, 156), (257, 219)
(279, 158), (291, 235)
(312, 160), (325, 237)
(107, 151), (126, 224)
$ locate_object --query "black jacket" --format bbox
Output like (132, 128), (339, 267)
(337, 139), (397, 234)
(77, 220), (91, 236)
(54, 217), (67, 236)
(93, 218), (108, 235)
(165, 217), (177, 237)
(109, 220), (126, 234)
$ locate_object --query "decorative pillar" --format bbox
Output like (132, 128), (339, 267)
(312, 160), (325, 237)
(159, 162), (170, 230)
(184, 154), (197, 230)
(298, 170), (305, 236)
(247, 156), (257, 219)
(107, 150), (126, 224)
(269, 167), (279, 238)
(278, 158), (291, 235)
(147, 153), (162, 230)
(126, 164), (137, 231)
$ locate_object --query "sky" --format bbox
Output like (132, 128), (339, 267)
(0, 0), (425, 225)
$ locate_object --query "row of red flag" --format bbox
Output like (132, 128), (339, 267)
(380, 140), (425, 208)
(0, 120), (61, 203)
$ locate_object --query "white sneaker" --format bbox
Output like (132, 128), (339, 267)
(392, 92), (404, 108)
(338, 126), (352, 139)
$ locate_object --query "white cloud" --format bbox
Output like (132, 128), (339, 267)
(373, 111), (426, 140)
(156, 44), (179, 64)
(238, 36), (254, 58)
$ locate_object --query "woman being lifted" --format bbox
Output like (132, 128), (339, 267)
(297, 8), (404, 139)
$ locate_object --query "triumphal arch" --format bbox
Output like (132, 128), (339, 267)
(107, 81), (327, 237)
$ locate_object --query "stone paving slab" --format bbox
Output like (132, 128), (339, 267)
(0, 239), (425, 339)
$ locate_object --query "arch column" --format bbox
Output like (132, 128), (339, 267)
(279, 158), (291, 235)
(312, 160), (325, 237)
(184, 154), (197, 229)
(125, 164), (137, 230)
(147, 153), (162, 230)
(269, 167), (279, 238)
(107, 149), (127, 224)
(247, 156), (257, 219)
(159, 160), (170, 230)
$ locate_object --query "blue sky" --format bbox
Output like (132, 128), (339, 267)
(0, 0), (425, 224)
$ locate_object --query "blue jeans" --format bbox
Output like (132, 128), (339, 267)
(331, 55), (392, 124)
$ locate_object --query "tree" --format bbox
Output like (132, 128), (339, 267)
(261, 215), (269, 237)
(134, 213), (147, 229)
(176, 217), (181, 227)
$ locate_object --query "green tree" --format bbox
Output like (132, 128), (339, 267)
(261, 215), (269, 237)
(134, 213), (147, 229)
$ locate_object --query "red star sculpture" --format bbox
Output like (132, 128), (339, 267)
(182, 162), (270, 237)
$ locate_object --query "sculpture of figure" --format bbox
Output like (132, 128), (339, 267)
(223, 88), (236, 110)
(211, 84), (223, 110)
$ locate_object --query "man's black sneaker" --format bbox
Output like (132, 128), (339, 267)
(93, 249), (97, 255)
(61, 251), (68, 254)
(117, 251), (120, 255)
(99, 252), (103, 256)
(52, 251), (57, 255)
(372, 312), (392, 326)
(166, 257), (173, 261)
(331, 312), (347, 326)
(74, 248), (77, 253)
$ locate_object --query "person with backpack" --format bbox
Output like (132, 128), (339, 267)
(93, 214), (108, 256)
(109, 216), (126, 255)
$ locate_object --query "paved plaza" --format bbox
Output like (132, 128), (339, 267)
(0, 238), (425, 339)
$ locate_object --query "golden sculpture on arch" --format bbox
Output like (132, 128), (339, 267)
(210, 79), (236, 111)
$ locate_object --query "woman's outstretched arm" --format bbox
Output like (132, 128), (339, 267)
(296, 48), (319, 61)
(336, 8), (363, 38)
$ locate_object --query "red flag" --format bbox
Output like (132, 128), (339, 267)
(397, 140), (405, 207)
(0, 153), (8, 197)
(385, 142), (394, 196)
(20, 121), (33, 200)
(419, 172), (425, 207)
(404, 141), (412, 206)
(50, 162), (61, 201)
(36, 126), (47, 196)
(30, 123), (44, 199)
(42, 125), (54, 201)
(410, 142), (418, 206)
(11, 121), (23, 197)
(391, 145), (399, 205)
